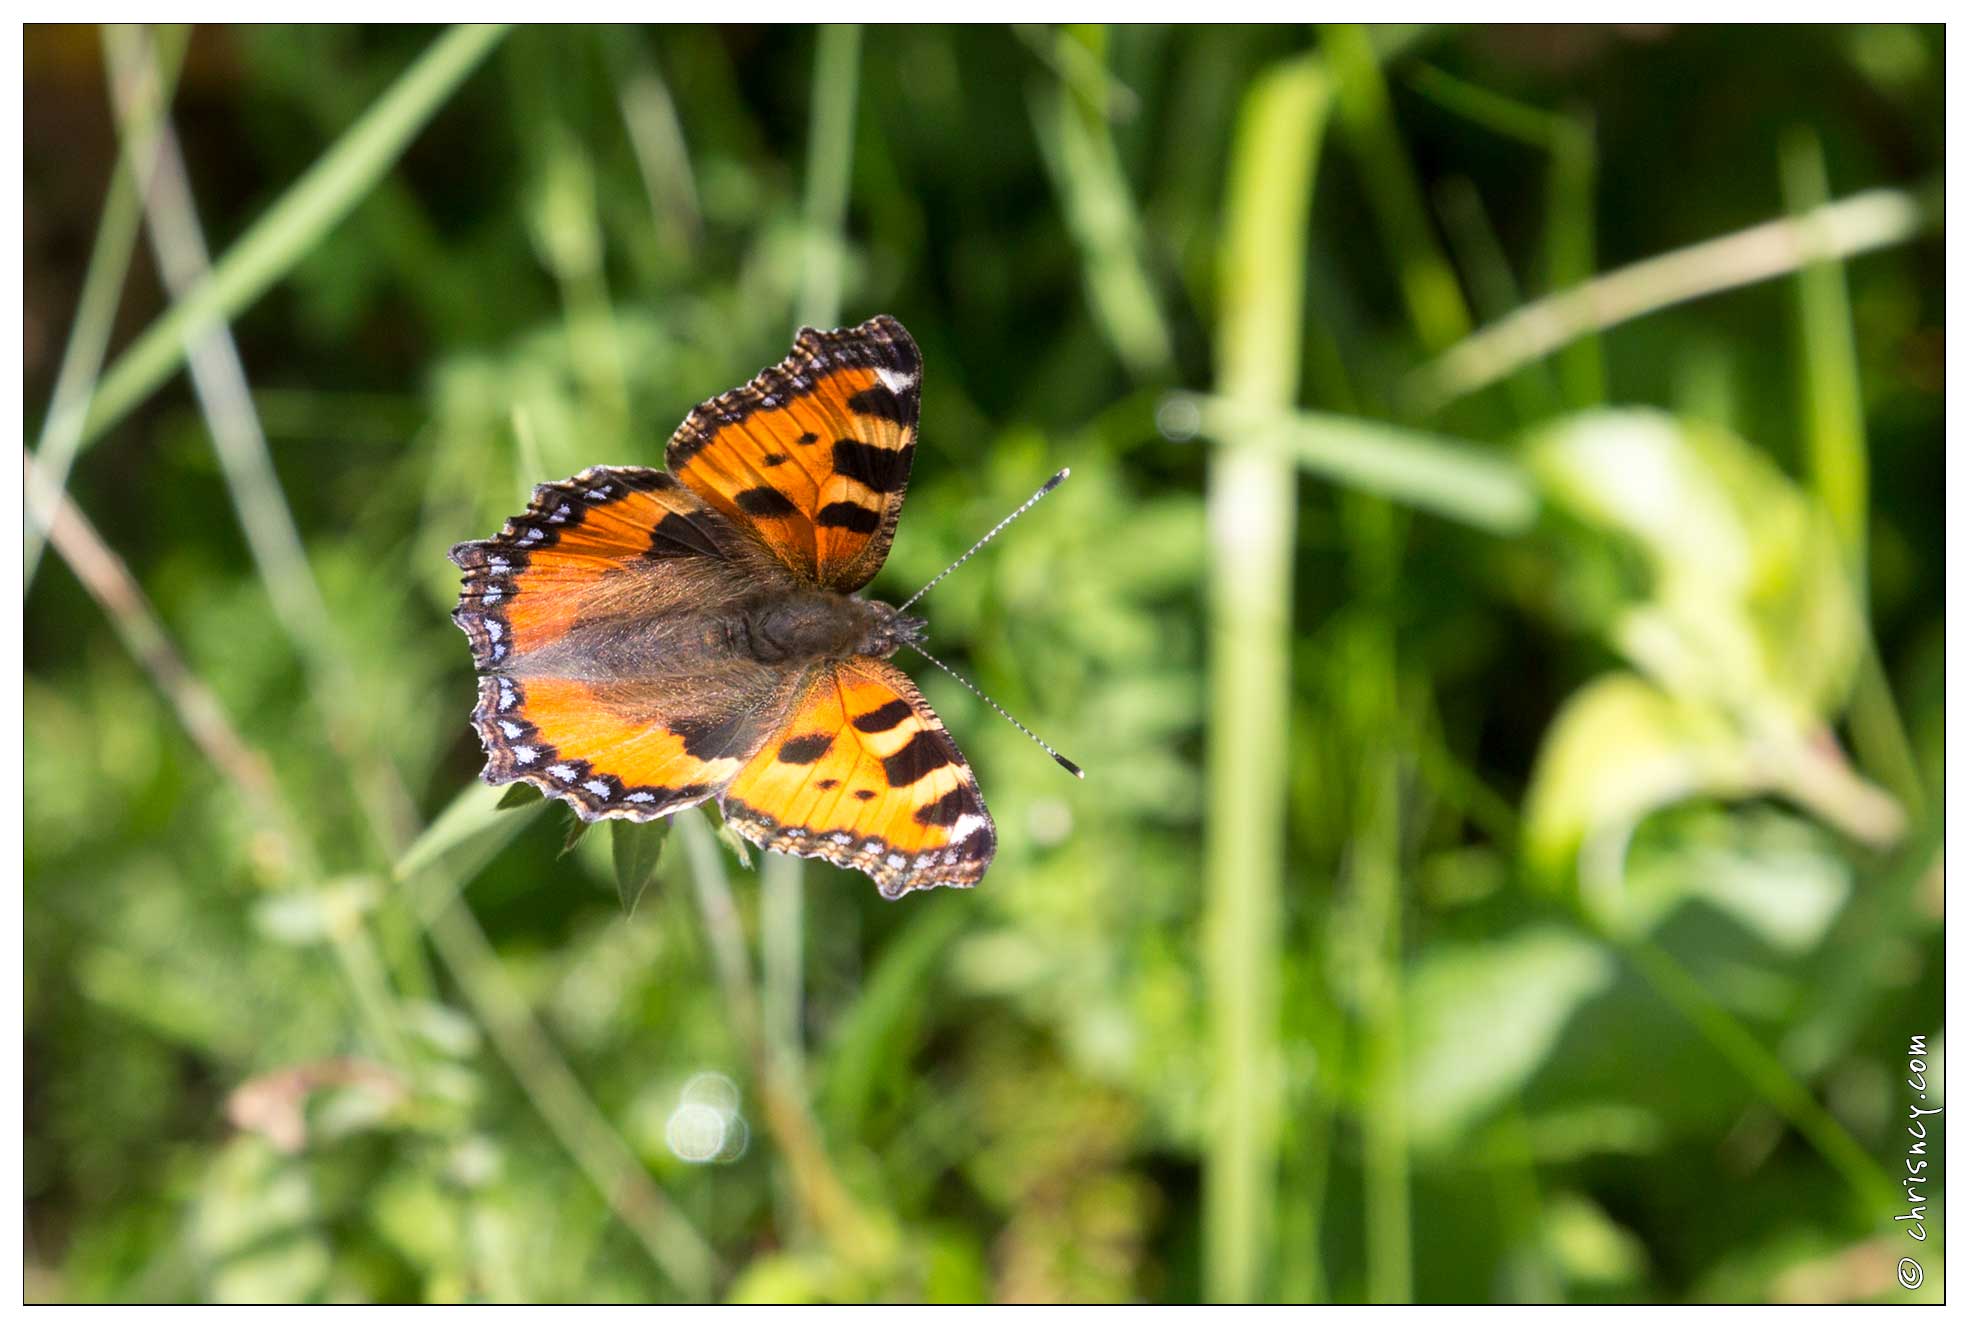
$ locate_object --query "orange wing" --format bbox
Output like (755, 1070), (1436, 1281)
(450, 464), (788, 666)
(667, 315), (920, 592)
(720, 658), (996, 897)
(450, 465), (797, 819)
(462, 671), (796, 821)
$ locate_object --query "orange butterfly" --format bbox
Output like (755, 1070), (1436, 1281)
(451, 316), (1034, 898)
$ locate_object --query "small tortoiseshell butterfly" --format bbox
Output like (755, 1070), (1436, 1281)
(451, 316), (1027, 898)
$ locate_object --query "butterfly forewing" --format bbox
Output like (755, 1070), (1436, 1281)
(666, 315), (920, 593)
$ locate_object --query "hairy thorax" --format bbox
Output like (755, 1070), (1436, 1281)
(741, 591), (924, 664)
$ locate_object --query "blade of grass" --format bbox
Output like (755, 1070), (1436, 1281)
(1203, 53), (1330, 1304)
(63, 22), (508, 454)
(1406, 61), (1559, 148)
(1545, 111), (1603, 406)
(1781, 130), (1926, 816)
(1781, 128), (1868, 571)
(1031, 27), (1174, 380)
(796, 23), (860, 330)
(1341, 502), (1413, 1305)
(1404, 64), (1599, 406)
(1621, 936), (1900, 1216)
(1181, 394), (1538, 534)
(1407, 180), (1942, 414)
(104, 24), (423, 867)
(530, 130), (630, 431)
(1013, 23), (1142, 122)
(24, 24), (189, 587)
(1322, 24), (1471, 355)
(607, 33), (702, 259)
(1432, 175), (1562, 422)
(104, 21), (438, 1004)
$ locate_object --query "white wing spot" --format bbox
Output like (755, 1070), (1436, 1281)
(512, 746), (537, 765)
(583, 780), (611, 797)
(499, 720), (523, 739)
(625, 791), (656, 804)
(875, 366), (917, 395)
(547, 763), (577, 782)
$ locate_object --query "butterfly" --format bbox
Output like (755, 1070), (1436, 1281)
(449, 315), (1000, 898)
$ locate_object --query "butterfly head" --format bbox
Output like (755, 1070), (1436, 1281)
(857, 599), (928, 659)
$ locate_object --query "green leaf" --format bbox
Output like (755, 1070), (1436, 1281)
(713, 818), (753, 870)
(559, 812), (593, 859)
(610, 819), (670, 917)
(1403, 927), (1617, 1150)
(1523, 673), (1754, 908)
(1527, 408), (1862, 721)
(496, 782), (544, 811)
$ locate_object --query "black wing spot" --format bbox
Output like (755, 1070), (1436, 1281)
(762, 453), (789, 467)
(671, 713), (750, 760)
(853, 789), (877, 801)
(852, 699), (914, 733)
(883, 729), (957, 786)
(735, 486), (799, 518)
(816, 501), (881, 534)
(647, 511), (726, 560)
(816, 777), (840, 790)
(796, 431), (819, 446)
(832, 439), (913, 495)
(845, 385), (916, 425)
(915, 785), (979, 827)
(777, 732), (834, 764)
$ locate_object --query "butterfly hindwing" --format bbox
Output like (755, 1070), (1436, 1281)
(720, 658), (995, 897)
(468, 672), (795, 821)
(666, 315), (920, 592)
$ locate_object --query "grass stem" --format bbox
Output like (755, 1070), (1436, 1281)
(1203, 53), (1330, 1304)
(1408, 180), (1942, 413)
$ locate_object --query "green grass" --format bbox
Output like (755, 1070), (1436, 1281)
(23, 23), (1945, 1305)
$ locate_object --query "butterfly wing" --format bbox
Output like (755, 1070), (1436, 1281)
(666, 315), (921, 592)
(719, 658), (996, 897)
(450, 465), (799, 819)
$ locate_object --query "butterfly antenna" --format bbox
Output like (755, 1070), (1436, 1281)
(905, 642), (1084, 780)
(897, 468), (1070, 613)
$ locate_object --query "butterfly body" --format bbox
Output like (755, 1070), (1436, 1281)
(449, 316), (996, 898)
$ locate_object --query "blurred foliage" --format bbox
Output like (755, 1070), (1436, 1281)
(23, 22), (1943, 1305)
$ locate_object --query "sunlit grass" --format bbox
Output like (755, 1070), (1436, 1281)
(23, 22), (1945, 1306)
